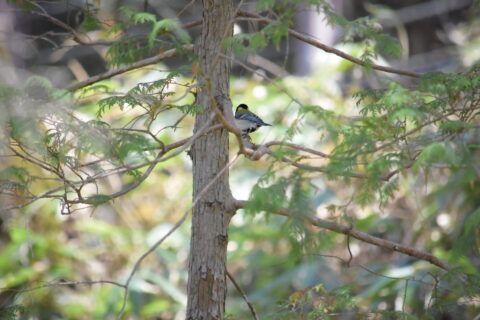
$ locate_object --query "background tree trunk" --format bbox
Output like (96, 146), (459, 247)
(186, 0), (234, 319)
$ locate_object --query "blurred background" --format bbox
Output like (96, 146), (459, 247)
(0, 0), (479, 319)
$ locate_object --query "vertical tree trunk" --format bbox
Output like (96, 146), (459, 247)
(186, 0), (234, 319)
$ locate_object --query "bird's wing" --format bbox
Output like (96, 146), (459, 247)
(236, 112), (265, 124)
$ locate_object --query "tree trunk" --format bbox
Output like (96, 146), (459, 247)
(186, 0), (234, 319)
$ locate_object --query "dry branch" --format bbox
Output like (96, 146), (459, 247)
(227, 270), (260, 320)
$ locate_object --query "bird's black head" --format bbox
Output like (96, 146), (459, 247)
(236, 104), (249, 112)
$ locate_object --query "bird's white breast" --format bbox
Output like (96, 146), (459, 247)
(234, 118), (257, 130)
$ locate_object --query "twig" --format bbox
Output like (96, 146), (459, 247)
(403, 279), (408, 319)
(177, 0), (197, 18)
(227, 270), (260, 320)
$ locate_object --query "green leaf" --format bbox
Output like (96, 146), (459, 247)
(175, 103), (202, 115)
(256, 0), (276, 11)
(0, 166), (29, 185)
(119, 6), (136, 20)
(414, 142), (443, 167)
(389, 107), (425, 122)
(245, 179), (289, 214)
(81, 12), (102, 32)
(0, 305), (26, 320)
(84, 194), (112, 207)
(382, 82), (414, 107)
(148, 19), (191, 48)
(439, 120), (472, 133)
(374, 33), (402, 58)
(107, 37), (151, 67)
(133, 12), (156, 24)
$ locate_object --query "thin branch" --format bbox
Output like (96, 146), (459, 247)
(310, 253), (447, 290)
(0, 280), (125, 294)
(25, 1), (114, 46)
(241, 142), (374, 179)
(227, 270), (260, 320)
(66, 45), (193, 91)
(266, 141), (330, 158)
(403, 279), (408, 319)
(177, 0), (197, 18)
(368, 109), (460, 153)
(233, 200), (451, 271)
(25, 1), (201, 47)
(116, 153), (240, 320)
(237, 11), (422, 78)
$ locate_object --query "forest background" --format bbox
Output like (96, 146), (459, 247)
(0, 0), (479, 319)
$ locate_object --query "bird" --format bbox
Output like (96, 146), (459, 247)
(234, 104), (271, 135)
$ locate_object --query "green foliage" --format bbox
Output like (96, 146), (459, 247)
(175, 103), (202, 115)
(412, 142), (457, 173)
(452, 205), (480, 260)
(2, 1), (479, 319)
(106, 37), (152, 67)
(227, 0), (331, 55)
(96, 71), (185, 118)
(246, 178), (288, 214)
(80, 3), (101, 32)
(265, 284), (366, 319)
(148, 19), (190, 48)
(0, 305), (26, 320)
(224, 32), (268, 57)
(256, 0), (328, 13)
(0, 166), (30, 189)
(84, 194), (112, 207)
(106, 7), (191, 67)
(325, 9), (402, 59)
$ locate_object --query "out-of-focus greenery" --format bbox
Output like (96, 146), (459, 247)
(1, 1), (480, 319)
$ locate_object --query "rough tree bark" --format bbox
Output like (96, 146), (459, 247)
(186, 0), (235, 319)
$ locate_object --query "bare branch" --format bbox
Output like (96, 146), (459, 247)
(227, 270), (260, 320)
(237, 11), (422, 78)
(233, 200), (451, 271)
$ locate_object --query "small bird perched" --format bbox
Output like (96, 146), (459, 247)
(234, 104), (271, 135)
